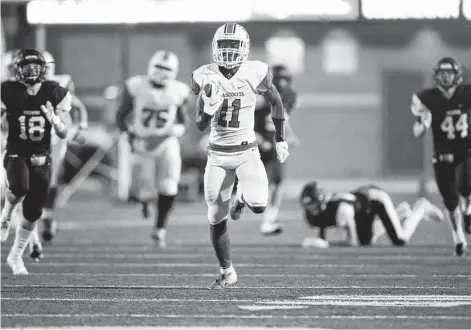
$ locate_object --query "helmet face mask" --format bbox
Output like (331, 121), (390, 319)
(433, 57), (463, 91)
(147, 50), (179, 86)
(14, 49), (47, 86)
(212, 23), (250, 69)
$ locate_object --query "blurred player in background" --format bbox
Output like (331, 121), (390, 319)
(411, 57), (470, 256)
(34, 50), (89, 244)
(1, 49), (71, 275)
(254, 64), (299, 236)
(191, 23), (289, 289)
(299, 182), (444, 248)
(116, 50), (190, 248)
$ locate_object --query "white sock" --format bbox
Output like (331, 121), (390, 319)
(8, 226), (33, 260)
(42, 208), (53, 219)
(1, 193), (24, 221)
(221, 264), (234, 274)
(262, 206), (279, 225)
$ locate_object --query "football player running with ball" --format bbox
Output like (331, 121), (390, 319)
(0, 49), (71, 275)
(411, 57), (471, 256)
(191, 23), (289, 289)
(116, 50), (190, 248)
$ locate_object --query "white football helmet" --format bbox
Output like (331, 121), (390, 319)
(212, 23), (250, 69)
(147, 50), (179, 86)
(42, 50), (55, 79)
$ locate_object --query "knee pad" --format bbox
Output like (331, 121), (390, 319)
(23, 205), (42, 223)
(443, 195), (460, 211)
(251, 206), (266, 214)
(158, 178), (179, 196)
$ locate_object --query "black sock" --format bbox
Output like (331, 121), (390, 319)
(45, 186), (59, 211)
(210, 220), (231, 269)
(156, 194), (175, 229)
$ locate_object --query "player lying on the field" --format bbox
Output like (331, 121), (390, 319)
(116, 50), (190, 248)
(411, 56), (470, 256)
(192, 22), (289, 289)
(299, 182), (444, 248)
(1, 49), (71, 275)
(254, 65), (300, 236)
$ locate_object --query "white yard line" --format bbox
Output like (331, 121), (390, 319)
(1, 314), (470, 320)
(2, 252), (463, 261)
(18, 272), (471, 278)
(1, 284), (461, 289)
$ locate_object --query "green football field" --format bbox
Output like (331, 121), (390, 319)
(1, 190), (470, 329)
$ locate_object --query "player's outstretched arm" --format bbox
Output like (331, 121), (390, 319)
(41, 100), (70, 139)
(195, 92), (212, 131)
(263, 84), (289, 163)
(115, 84), (134, 134)
(72, 94), (88, 129)
(336, 202), (359, 247)
(410, 94), (431, 138)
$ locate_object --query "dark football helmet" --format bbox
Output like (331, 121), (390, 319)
(13, 49), (47, 85)
(433, 57), (463, 90)
(299, 181), (329, 226)
(271, 64), (292, 92)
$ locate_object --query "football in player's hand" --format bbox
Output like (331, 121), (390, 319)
(203, 84), (212, 97)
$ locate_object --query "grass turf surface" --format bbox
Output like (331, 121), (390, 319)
(1, 190), (470, 329)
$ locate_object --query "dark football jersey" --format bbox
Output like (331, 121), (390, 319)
(415, 85), (471, 154)
(1, 81), (70, 156)
(254, 88), (298, 142)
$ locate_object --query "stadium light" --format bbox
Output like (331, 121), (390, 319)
(362, 0), (461, 19)
(253, 0), (358, 20)
(463, 0), (471, 19)
(27, 0), (253, 24)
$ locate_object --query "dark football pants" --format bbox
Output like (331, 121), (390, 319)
(4, 154), (51, 222)
(433, 153), (471, 211)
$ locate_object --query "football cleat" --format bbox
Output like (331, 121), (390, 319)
(454, 242), (467, 257)
(260, 221), (284, 236)
(208, 270), (238, 289)
(151, 228), (167, 248)
(41, 217), (57, 242)
(230, 195), (245, 221)
(1, 219), (11, 242)
(6, 256), (28, 275)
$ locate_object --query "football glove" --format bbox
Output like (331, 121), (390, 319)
(202, 83), (224, 117)
(275, 141), (289, 163)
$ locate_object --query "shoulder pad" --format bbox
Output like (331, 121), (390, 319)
(125, 75), (145, 97)
(170, 80), (191, 103)
(191, 64), (215, 95)
(243, 61), (271, 93)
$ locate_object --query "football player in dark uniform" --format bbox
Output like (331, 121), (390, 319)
(0, 49), (71, 275)
(254, 65), (300, 235)
(411, 57), (471, 256)
(299, 182), (444, 248)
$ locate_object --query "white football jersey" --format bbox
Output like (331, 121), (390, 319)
(192, 60), (271, 146)
(127, 75), (190, 138)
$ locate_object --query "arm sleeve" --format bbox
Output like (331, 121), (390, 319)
(115, 83), (134, 132)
